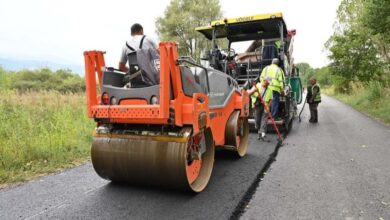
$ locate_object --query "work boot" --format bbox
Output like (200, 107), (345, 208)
(257, 130), (262, 140)
(260, 132), (270, 142)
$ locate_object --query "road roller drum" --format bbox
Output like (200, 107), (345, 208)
(91, 127), (215, 192)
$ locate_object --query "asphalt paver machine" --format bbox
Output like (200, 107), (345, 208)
(196, 12), (303, 133)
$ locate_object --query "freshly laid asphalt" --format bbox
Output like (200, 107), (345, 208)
(2, 95), (389, 220)
(0, 128), (279, 219)
(242, 96), (390, 219)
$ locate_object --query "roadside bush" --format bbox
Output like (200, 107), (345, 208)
(2, 67), (85, 93)
(330, 75), (351, 94)
(334, 80), (390, 124)
(0, 67), (11, 91)
(365, 81), (382, 101)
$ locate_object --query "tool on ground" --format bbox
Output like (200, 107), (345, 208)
(83, 42), (250, 192)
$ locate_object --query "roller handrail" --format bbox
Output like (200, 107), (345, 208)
(177, 57), (210, 94)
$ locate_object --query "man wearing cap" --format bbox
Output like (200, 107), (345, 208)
(260, 58), (285, 120)
(248, 77), (273, 140)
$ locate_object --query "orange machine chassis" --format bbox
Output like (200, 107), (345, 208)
(84, 42), (249, 146)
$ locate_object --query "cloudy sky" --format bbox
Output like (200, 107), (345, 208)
(0, 0), (341, 72)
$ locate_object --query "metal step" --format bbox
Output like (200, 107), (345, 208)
(237, 75), (258, 80)
(237, 74), (258, 78)
(267, 119), (284, 125)
(249, 118), (284, 126)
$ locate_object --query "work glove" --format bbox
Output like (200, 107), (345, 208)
(284, 87), (290, 95)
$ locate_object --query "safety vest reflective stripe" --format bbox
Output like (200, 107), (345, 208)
(264, 66), (279, 81)
(311, 84), (321, 102)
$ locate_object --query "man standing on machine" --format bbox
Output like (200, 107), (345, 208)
(260, 58), (285, 120)
(248, 77), (273, 141)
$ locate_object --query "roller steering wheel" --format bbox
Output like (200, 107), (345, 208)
(220, 48), (237, 61)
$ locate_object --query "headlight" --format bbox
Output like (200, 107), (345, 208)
(150, 96), (159, 105)
(110, 96), (117, 105)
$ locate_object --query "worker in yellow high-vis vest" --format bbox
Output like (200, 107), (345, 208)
(248, 77), (273, 141)
(308, 77), (321, 123)
(260, 58), (285, 120)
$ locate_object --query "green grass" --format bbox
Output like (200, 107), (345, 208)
(324, 82), (390, 124)
(0, 91), (95, 186)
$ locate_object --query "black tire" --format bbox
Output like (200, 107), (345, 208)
(284, 118), (293, 134)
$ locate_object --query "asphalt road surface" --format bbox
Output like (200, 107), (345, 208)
(0, 130), (279, 219)
(242, 95), (390, 219)
(2, 95), (389, 220)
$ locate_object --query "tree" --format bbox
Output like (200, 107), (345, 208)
(156, 0), (223, 60)
(361, 0), (390, 65)
(296, 63), (315, 86)
(327, 28), (382, 82)
(315, 66), (331, 87)
(325, 0), (385, 92)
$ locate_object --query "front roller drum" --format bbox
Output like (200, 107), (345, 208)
(225, 111), (249, 157)
(91, 127), (215, 192)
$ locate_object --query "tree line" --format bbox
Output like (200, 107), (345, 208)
(323, 0), (390, 93)
(0, 67), (85, 93)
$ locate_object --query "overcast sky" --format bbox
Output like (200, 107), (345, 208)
(0, 0), (341, 71)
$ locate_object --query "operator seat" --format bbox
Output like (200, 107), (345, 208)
(261, 44), (278, 66)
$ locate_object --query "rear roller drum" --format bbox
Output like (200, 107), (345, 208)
(91, 127), (215, 192)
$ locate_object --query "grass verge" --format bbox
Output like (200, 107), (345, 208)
(0, 91), (94, 187)
(323, 82), (390, 125)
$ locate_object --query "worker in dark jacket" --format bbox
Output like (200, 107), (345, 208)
(308, 77), (321, 123)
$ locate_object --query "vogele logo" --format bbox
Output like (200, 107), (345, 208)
(235, 16), (254, 22)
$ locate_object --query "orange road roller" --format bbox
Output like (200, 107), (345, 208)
(83, 42), (250, 192)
